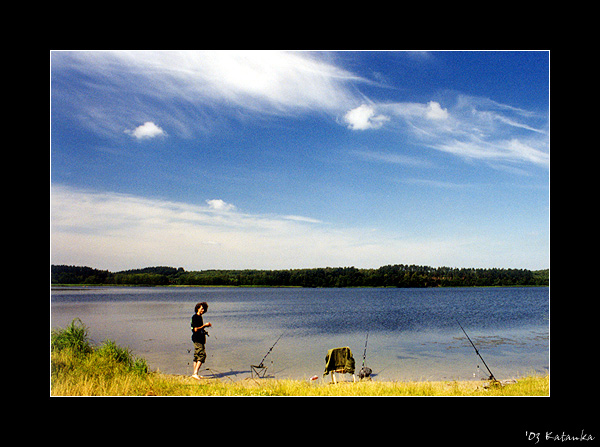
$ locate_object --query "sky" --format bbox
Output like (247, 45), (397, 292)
(50, 50), (549, 271)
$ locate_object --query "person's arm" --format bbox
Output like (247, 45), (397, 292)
(193, 322), (212, 332)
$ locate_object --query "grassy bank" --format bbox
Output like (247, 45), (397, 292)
(52, 369), (549, 396)
(51, 319), (549, 397)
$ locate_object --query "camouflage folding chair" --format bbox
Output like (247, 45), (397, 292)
(324, 346), (356, 384)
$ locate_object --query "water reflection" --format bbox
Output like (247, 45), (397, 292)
(51, 286), (548, 381)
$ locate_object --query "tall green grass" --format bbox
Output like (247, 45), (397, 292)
(51, 319), (549, 396)
(51, 318), (93, 355)
(51, 319), (148, 395)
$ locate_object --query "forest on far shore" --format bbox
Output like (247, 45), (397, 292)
(51, 264), (549, 288)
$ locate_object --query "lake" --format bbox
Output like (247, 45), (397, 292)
(51, 286), (549, 382)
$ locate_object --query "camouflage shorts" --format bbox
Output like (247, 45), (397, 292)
(193, 342), (206, 363)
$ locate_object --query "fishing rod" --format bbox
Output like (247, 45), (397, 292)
(456, 320), (497, 382)
(257, 332), (285, 368)
(251, 332), (285, 378)
(362, 331), (369, 367)
(358, 331), (372, 380)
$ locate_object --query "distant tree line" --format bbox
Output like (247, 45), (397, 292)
(51, 264), (549, 288)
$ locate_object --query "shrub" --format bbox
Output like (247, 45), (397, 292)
(96, 339), (148, 375)
(51, 318), (93, 355)
(51, 319), (150, 395)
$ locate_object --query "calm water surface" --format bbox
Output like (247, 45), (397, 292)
(51, 286), (549, 381)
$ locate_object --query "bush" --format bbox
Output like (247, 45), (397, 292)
(96, 339), (148, 375)
(51, 318), (93, 355)
(51, 319), (150, 395)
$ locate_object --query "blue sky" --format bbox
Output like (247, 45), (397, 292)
(51, 50), (549, 271)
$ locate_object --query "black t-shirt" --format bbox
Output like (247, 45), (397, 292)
(191, 314), (206, 344)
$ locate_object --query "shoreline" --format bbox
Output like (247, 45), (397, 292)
(144, 373), (551, 397)
(51, 320), (549, 396)
(53, 369), (550, 396)
(51, 283), (548, 290)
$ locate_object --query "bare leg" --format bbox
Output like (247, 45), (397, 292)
(193, 361), (202, 375)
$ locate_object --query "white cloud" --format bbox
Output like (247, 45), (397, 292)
(380, 101), (446, 120)
(425, 101), (449, 120)
(125, 121), (166, 139)
(343, 104), (389, 130)
(362, 94), (549, 168)
(52, 51), (366, 138)
(282, 215), (323, 224)
(185, 51), (362, 112)
(206, 199), (236, 212)
(52, 51), (548, 170)
(51, 184), (491, 270)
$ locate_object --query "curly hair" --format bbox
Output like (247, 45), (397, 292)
(194, 302), (208, 313)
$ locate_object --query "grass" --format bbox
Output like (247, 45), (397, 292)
(51, 319), (549, 397)
(51, 319), (149, 395)
(131, 374), (549, 397)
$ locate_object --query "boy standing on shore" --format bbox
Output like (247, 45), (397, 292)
(191, 302), (212, 380)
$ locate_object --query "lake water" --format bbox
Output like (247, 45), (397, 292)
(51, 286), (549, 382)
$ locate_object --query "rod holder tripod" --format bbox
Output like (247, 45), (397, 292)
(250, 363), (269, 378)
(250, 332), (285, 379)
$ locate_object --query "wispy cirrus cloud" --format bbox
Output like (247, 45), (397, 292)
(53, 51), (548, 169)
(344, 93), (548, 169)
(351, 149), (433, 168)
(51, 50), (366, 138)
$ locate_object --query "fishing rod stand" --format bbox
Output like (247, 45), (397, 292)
(250, 362), (273, 379)
(485, 376), (502, 387)
(250, 332), (285, 379)
(250, 364), (267, 378)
